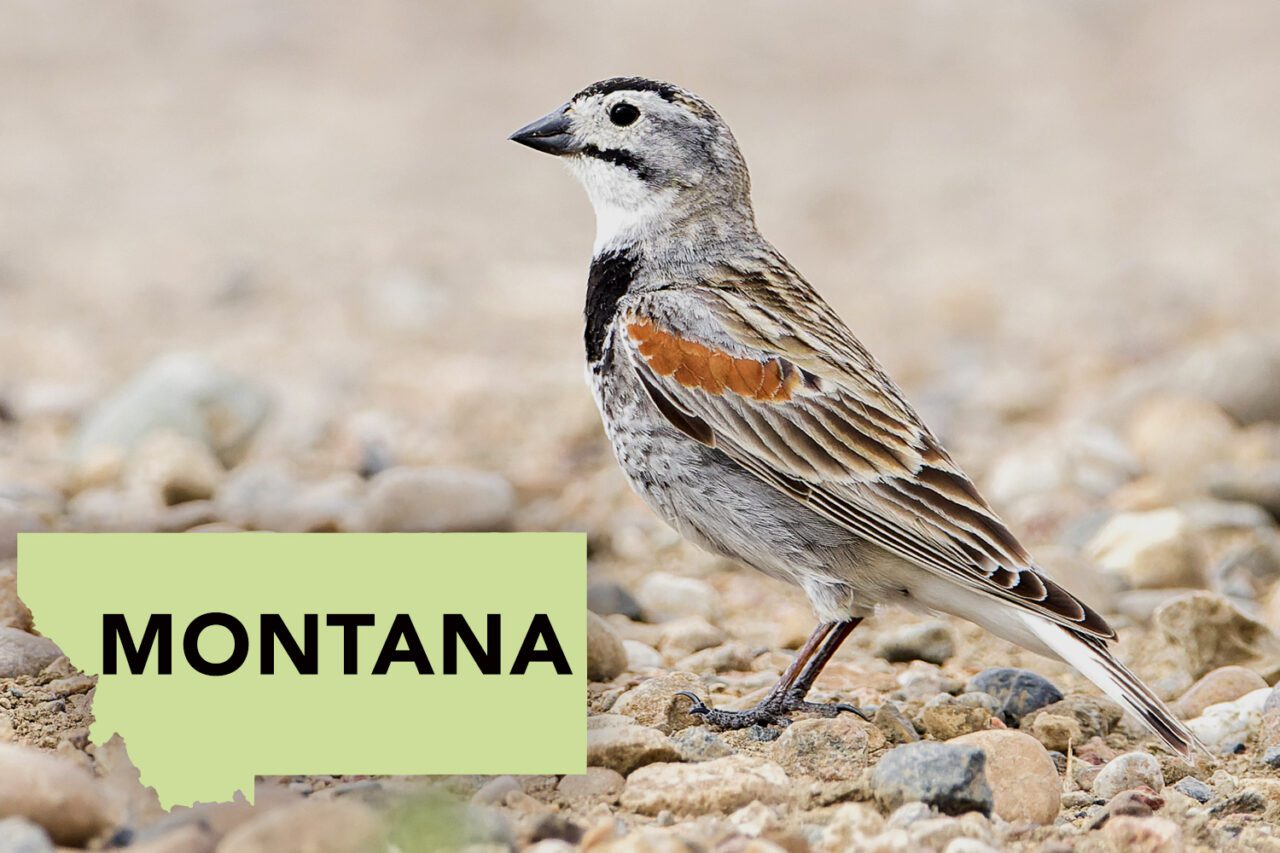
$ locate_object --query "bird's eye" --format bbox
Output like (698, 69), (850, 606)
(609, 102), (640, 127)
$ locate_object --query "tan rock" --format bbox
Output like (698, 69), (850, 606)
(587, 612), (627, 682)
(214, 799), (383, 853)
(611, 672), (705, 732)
(0, 627), (62, 677)
(1028, 712), (1083, 752)
(1173, 665), (1268, 719)
(0, 562), (32, 631)
(771, 716), (886, 782)
(557, 767), (624, 802)
(949, 730), (1060, 826)
(921, 698), (991, 741)
(1103, 815), (1184, 853)
(1087, 509), (1206, 589)
(587, 724), (681, 775)
(1148, 592), (1280, 681)
(0, 742), (116, 845)
(620, 755), (790, 816)
(126, 824), (217, 853)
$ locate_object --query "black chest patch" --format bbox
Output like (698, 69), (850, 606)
(584, 248), (636, 364)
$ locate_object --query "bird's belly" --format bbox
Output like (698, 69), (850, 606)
(590, 362), (894, 616)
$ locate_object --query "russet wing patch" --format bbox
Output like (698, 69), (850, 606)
(627, 318), (799, 403)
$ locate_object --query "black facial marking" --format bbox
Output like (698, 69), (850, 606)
(576, 77), (678, 102)
(584, 248), (636, 364)
(582, 145), (651, 180)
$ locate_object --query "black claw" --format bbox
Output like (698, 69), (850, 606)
(675, 690), (710, 715)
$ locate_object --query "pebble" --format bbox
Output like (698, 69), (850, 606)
(1027, 712), (1083, 752)
(636, 572), (720, 623)
(213, 799), (383, 852)
(1173, 665), (1268, 719)
(873, 701), (921, 744)
(670, 726), (733, 762)
(472, 775), (522, 806)
(1211, 534), (1280, 603)
(1103, 816), (1183, 853)
(588, 581), (642, 620)
(71, 354), (269, 468)
(214, 464), (362, 532)
(656, 617), (725, 658)
(869, 742), (993, 816)
(1171, 334), (1280, 425)
(1151, 591), (1280, 681)
(921, 696), (991, 741)
(819, 802), (884, 851)
(950, 729), (1061, 825)
(897, 661), (964, 702)
(1209, 464), (1280, 519)
(965, 668), (1063, 725)
(557, 768), (624, 802)
(674, 642), (755, 674)
(770, 716), (886, 782)
(1021, 695), (1122, 744)
(1173, 777), (1213, 803)
(611, 673), (706, 732)
(123, 430), (225, 506)
(0, 498), (48, 561)
(0, 816), (54, 853)
(360, 466), (515, 532)
(0, 564), (32, 632)
(1092, 752), (1165, 801)
(1264, 746), (1280, 768)
(619, 755), (791, 816)
(587, 612), (627, 682)
(623, 640), (664, 671)
(1187, 687), (1271, 753)
(907, 814), (995, 852)
(874, 619), (955, 665)
(1086, 509), (1206, 589)
(0, 743), (115, 845)
(587, 725), (682, 775)
(0, 629), (62, 678)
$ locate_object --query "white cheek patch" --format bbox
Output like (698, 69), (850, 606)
(565, 157), (675, 253)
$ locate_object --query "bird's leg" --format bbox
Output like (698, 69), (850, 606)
(677, 618), (867, 729)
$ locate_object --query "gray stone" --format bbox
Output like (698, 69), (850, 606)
(1263, 747), (1280, 769)
(1091, 751), (1164, 801)
(1209, 465), (1280, 519)
(965, 668), (1063, 725)
(636, 572), (720, 623)
(72, 354), (269, 467)
(1171, 335), (1280, 425)
(0, 629), (61, 678)
(1173, 777), (1213, 803)
(770, 716), (886, 782)
(0, 744), (115, 845)
(670, 726), (733, 762)
(875, 619), (956, 665)
(870, 742), (993, 816)
(587, 725), (681, 775)
(360, 466), (514, 532)
(0, 817), (53, 853)
(588, 581), (642, 620)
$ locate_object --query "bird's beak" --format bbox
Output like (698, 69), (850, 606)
(509, 104), (581, 156)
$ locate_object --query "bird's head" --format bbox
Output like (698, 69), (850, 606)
(510, 77), (753, 251)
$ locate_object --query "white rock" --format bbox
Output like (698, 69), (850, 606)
(72, 354), (269, 468)
(1087, 509), (1206, 589)
(1187, 687), (1271, 754)
(624, 640), (664, 671)
(1091, 751), (1165, 800)
(360, 466), (515, 532)
(636, 572), (720, 622)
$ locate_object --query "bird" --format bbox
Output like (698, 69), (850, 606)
(510, 76), (1200, 756)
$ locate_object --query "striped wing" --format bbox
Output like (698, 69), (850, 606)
(619, 288), (1114, 639)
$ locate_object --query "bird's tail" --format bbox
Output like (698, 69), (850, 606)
(1019, 612), (1205, 758)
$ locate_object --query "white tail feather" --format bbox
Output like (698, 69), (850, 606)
(1018, 612), (1203, 758)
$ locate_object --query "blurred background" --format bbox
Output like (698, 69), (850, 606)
(2, 2), (1280, 847)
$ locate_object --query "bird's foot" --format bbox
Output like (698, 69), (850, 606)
(675, 689), (869, 730)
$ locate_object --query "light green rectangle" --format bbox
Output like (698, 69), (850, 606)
(19, 532), (587, 808)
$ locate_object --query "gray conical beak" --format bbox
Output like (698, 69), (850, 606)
(509, 104), (581, 156)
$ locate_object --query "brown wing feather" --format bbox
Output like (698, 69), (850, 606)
(620, 297), (1115, 640)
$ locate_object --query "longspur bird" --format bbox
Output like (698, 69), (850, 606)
(510, 77), (1199, 755)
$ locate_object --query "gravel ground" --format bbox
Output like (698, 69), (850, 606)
(2, 2), (1280, 851)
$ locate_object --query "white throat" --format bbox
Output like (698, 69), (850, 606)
(566, 157), (675, 254)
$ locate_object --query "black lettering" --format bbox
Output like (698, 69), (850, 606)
(326, 614), (375, 674)
(260, 614), (318, 675)
(373, 613), (433, 674)
(103, 614), (172, 675)
(511, 613), (571, 675)
(443, 614), (500, 674)
(183, 612), (249, 676)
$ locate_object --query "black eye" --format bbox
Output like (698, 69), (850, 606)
(609, 102), (640, 127)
